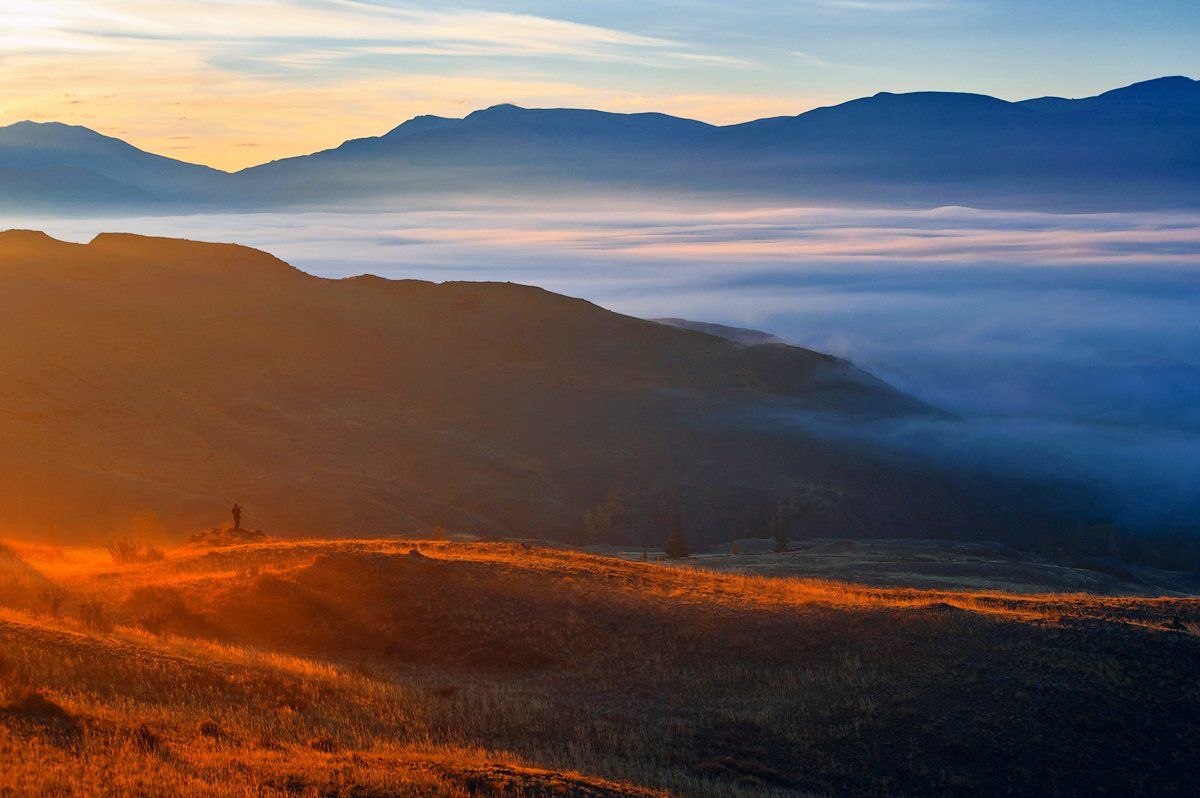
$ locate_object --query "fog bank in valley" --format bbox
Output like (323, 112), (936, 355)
(20, 201), (1200, 528)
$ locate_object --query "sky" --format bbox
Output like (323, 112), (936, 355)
(0, 0), (1197, 170)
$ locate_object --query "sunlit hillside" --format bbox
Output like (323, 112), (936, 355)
(2, 536), (1197, 797)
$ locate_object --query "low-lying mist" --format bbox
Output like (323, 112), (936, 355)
(16, 200), (1200, 531)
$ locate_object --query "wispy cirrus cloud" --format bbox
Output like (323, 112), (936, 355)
(790, 50), (835, 68)
(813, 0), (958, 11)
(5, 1), (677, 58)
(1, 0), (749, 74)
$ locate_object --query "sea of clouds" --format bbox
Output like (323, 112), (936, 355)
(18, 201), (1200, 526)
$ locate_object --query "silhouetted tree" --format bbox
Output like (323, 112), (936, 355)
(773, 515), (789, 553)
(770, 496), (797, 553)
(665, 514), (689, 559)
(581, 490), (626, 544)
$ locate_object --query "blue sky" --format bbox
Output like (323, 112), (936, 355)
(1, 0), (1196, 168)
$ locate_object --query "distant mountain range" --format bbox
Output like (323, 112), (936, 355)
(0, 229), (1091, 544)
(2, 76), (1197, 212)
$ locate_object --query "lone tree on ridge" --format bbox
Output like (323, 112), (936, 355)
(665, 514), (689, 559)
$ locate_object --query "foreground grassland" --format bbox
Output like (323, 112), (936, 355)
(1, 538), (1198, 797)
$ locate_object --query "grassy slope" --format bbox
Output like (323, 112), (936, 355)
(2, 538), (1199, 797)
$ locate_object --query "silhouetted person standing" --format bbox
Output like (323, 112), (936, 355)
(232, 503), (243, 531)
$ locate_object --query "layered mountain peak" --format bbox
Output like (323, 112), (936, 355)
(0, 119), (213, 165)
(4, 76), (1198, 212)
(864, 90), (1015, 108)
(457, 103), (713, 134)
(471, 103), (524, 115)
(382, 114), (458, 139)
(1, 119), (100, 138)
(1095, 75), (1200, 106)
(0, 119), (222, 208)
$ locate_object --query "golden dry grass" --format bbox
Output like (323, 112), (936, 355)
(2, 537), (1198, 797)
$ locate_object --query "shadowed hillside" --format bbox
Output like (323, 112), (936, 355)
(1, 537), (1197, 797)
(0, 229), (1075, 546)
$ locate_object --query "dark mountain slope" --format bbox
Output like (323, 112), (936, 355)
(228, 76), (1200, 210)
(0, 164), (155, 210)
(0, 230), (1075, 543)
(712, 77), (1200, 206)
(1021, 75), (1200, 112)
(0, 121), (224, 208)
(232, 104), (717, 201)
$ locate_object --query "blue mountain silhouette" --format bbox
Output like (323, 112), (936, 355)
(2, 76), (1196, 211)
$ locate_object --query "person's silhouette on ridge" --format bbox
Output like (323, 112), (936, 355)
(232, 503), (243, 531)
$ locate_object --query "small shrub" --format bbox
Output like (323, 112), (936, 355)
(128, 587), (219, 638)
(197, 718), (221, 738)
(38, 584), (70, 618)
(78, 599), (112, 632)
(308, 736), (337, 753)
(106, 539), (165, 565)
(131, 723), (161, 752)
